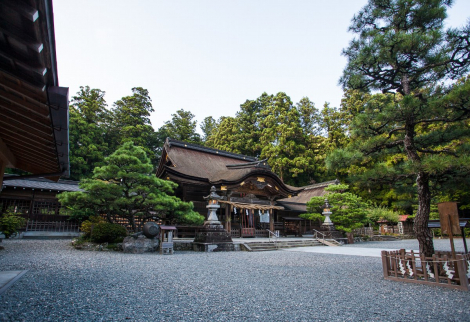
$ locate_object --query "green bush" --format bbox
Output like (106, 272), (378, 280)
(0, 211), (26, 238)
(90, 222), (127, 243)
(80, 215), (106, 238)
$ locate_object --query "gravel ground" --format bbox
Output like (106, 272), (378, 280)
(0, 239), (469, 322)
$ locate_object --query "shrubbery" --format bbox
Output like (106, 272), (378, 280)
(0, 211), (26, 238)
(90, 222), (127, 243)
(80, 215), (105, 237)
(80, 216), (127, 243)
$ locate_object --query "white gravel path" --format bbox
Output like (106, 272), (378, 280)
(0, 239), (469, 322)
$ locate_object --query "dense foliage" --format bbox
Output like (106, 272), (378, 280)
(206, 93), (332, 186)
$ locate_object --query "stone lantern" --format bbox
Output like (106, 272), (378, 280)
(321, 198), (334, 227)
(204, 186), (222, 225)
(193, 186), (234, 252)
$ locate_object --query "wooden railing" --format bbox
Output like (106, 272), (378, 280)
(311, 229), (326, 241)
(230, 229), (240, 238)
(26, 220), (79, 232)
(381, 249), (470, 291)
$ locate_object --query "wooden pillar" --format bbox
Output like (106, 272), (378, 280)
(0, 159), (5, 191)
(0, 137), (16, 191)
(269, 210), (274, 232)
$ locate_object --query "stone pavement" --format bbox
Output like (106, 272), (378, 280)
(0, 270), (28, 296)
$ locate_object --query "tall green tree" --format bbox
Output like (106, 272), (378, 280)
(158, 109), (201, 144)
(205, 117), (243, 152)
(336, 0), (470, 256)
(208, 93), (329, 185)
(297, 97), (321, 136)
(68, 86), (110, 180)
(58, 142), (204, 232)
(200, 116), (217, 144)
(259, 92), (321, 185)
(109, 87), (159, 166)
(320, 103), (349, 152)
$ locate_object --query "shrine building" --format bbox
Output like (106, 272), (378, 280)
(156, 138), (338, 238)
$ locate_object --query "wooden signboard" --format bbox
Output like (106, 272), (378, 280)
(437, 202), (460, 235)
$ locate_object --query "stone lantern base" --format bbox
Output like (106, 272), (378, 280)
(193, 223), (234, 252)
(320, 224), (344, 239)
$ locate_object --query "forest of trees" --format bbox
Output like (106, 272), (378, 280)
(60, 0), (469, 254)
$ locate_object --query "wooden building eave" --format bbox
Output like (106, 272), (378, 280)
(0, 0), (70, 184)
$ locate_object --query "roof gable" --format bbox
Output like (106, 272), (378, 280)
(156, 138), (299, 195)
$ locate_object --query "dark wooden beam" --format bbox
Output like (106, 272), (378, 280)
(0, 130), (56, 153)
(9, 144), (57, 165)
(0, 137), (16, 168)
(0, 104), (50, 130)
(0, 71), (47, 101)
(0, 126), (55, 148)
(0, 115), (53, 140)
(2, 135), (57, 162)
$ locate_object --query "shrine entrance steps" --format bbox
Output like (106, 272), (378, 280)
(240, 238), (335, 252)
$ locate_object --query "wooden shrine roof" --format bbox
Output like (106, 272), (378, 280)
(276, 180), (340, 212)
(0, 0), (69, 180)
(156, 138), (301, 196)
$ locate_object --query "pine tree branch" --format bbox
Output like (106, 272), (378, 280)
(416, 148), (458, 157)
(363, 139), (404, 155)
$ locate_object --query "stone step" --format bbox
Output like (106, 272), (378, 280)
(245, 240), (325, 251)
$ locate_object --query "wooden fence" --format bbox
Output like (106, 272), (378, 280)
(26, 220), (79, 232)
(353, 226), (374, 236)
(381, 249), (470, 291)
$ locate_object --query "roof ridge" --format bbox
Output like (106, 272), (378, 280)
(301, 179), (340, 190)
(166, 138), (258, 162)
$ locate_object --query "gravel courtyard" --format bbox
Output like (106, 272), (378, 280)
(0, 239), (469, 322)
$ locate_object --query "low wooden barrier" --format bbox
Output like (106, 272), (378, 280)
(26, 220), (79, 232)
(381, 249), (470, 291)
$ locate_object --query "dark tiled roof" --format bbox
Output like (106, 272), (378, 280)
(277, 180), (339, 204)
(276, 201), (307, 212)
(167, 139), (257, 162)
(2, 175), (81, 192)
(157, 138), (301, 194)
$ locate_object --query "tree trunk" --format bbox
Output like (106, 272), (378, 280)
(401, 101), (435, 257)
(130, 215), (137, 233)
(414, 172), (435, 256)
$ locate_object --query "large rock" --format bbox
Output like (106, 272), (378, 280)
(122, 235), (160, 254)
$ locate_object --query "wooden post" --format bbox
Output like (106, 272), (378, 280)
(461, 227), (468, 254)
(456, 254), (470, 290)
(448, 215), (457, 259)
(224, 203), (230, 231)
(381, 251), (389, 278)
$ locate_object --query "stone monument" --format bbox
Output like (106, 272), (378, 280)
(122, 221), (161, 253)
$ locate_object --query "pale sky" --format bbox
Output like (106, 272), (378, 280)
(53, 1), (470, 131)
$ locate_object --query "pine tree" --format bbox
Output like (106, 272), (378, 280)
(58, 142), (204, 232)
(337, 0), (470, 256)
